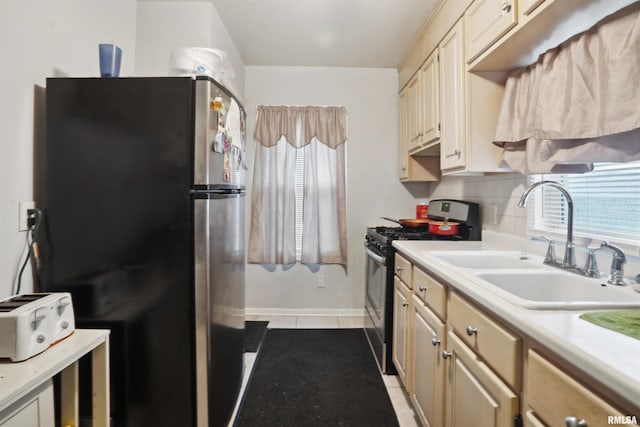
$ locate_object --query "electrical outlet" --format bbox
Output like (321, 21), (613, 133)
(316, 274), (325, 288)
(19, 201), (36, 231)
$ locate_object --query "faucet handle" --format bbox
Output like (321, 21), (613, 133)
(539, 236), (557, 264)
(583, 247), (600, 278)
(599, 241), (627, 285)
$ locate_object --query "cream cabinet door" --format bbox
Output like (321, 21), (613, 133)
(392, 276), (412, 390)
(398, 88), (409, 180)
(439, 20), (466, 171)
(466, 0), (517, 63)
(418, 50), (440, 147)
(410, 295), (446, 427)
(444, 331), (519, 427)
(406, 74), (421, 152)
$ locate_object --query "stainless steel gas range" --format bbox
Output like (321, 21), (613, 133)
(363, 199), (481, 374)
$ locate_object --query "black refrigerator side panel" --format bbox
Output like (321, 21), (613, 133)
(42, 77), (196, 427)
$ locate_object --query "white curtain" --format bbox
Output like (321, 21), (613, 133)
(248, 105), (347, 265)
(493, 3), (640, 174)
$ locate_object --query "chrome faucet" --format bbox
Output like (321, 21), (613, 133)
(518, 180), (576, 268)
(599, 241), (627, 285)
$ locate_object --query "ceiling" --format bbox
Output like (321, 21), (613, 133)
(209, 0), (439, 68)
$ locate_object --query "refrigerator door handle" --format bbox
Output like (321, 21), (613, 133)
(193, 198), (210, 425)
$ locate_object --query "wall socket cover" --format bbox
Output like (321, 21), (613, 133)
(19, 201), (36, 231)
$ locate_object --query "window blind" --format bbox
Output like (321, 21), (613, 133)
(528, 161), (640, 243)
(276, 137), (337, 261)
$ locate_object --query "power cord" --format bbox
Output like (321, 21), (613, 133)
(15, 208), (43, 295)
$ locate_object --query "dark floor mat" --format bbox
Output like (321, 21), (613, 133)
(244, 321), (269, 353)
(235, 329), (399, 427)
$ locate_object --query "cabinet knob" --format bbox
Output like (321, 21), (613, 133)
(396, 266), (404, 272)
(501, 2), (512, 13)
(402, 301), (408, 307)
(442, 351), (452, 359)
(565, 416), (587, 427)
(431, 338), (441, 346)
(466, 326), (478, 336)
(419, 285), (427, 292)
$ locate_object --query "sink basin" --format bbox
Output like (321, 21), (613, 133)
(474, 271), (640, 310)
(429, 250), (543, 269)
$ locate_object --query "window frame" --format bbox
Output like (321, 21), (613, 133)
(526, 162), (640, 255)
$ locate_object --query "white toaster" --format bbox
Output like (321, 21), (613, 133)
(0, 293), (75, 362)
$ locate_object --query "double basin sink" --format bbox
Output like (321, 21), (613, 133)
(427, 250), (640, 310)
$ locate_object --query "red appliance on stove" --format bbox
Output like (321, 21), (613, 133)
(363, 199), (481, 374)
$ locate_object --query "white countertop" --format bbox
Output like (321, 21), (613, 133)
(393, 234), (640, 414)
(0, 329), (110, 413)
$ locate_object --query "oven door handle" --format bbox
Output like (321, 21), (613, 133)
(364, 244), (386, 265)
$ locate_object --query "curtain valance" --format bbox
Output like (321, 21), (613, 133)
(254, 105), (347, 149)
(493, 3), (640, 174)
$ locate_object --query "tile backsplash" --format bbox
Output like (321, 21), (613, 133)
(428, 173), (528, 237)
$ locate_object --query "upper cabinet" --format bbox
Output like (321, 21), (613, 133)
(406, 74), (422, 152)
(398, 86), (441, 182)
(439, 21), (466, 171)
(466, 0), (518, 64)
(468, 0), (637, 71)
(397, 0), (507, 178)
(408, 50), (440, 155)
(396, 0), (633, 179)
(418, 52), (441, 148)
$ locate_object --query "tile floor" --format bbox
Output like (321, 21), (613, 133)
(232, 315), (420, 427)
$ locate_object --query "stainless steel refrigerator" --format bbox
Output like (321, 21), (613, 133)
(40, 76), (246, 427)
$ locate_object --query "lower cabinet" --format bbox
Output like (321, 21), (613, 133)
(526, 350), (626, 427)
(443, 331), (519, 427)
(410, 294), (446, 427)
(392, 276), (412, 391)
(393, 251), (635, 427)
(0, 380), (54, 427)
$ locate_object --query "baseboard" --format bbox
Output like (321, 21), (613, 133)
(246, 307), (365, 317)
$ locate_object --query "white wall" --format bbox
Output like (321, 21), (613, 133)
(429, 174), (529, 237)
(244, 66), (429, 315)
(135, 1), (246, 100)
(0, 0), (246, 298)
(0, 0), (138, 298)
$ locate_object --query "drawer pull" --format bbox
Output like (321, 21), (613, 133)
(442, 351), (452, 359)
(565, 416), (587, 427)
(501, 2), (512, 13)
(396, 266), (404, 273)
(466, 326), (478, 336)
(418, 285), (427, 292)
(431, 338), (441, 346)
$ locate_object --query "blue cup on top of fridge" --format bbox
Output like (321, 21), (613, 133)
(98, 43), (122, 77)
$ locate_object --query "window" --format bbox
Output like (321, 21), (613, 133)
(248, 105), (347, 266)
(527, 161), (640, 245)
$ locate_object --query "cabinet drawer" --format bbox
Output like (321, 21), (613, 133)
(412, 266), (446, 320)
(465, 0), (517, 63)
(394, 253), (412, 288)
(448, 291), (521, 390)
(527, 350), (625, 426)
